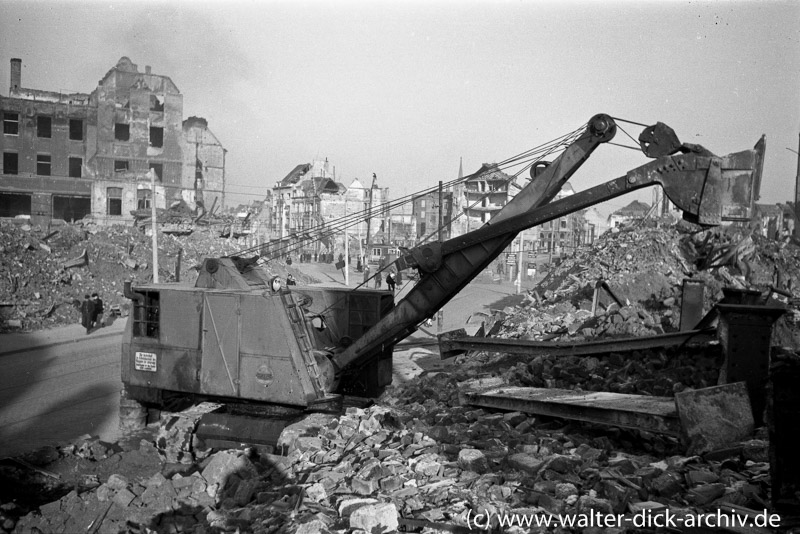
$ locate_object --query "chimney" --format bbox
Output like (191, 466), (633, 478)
(10, 58), (21, 92)
(145, 65), (151, 74)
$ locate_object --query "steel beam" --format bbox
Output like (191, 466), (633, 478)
(462, 386), (680, 436)
(438, 328), (715, 360)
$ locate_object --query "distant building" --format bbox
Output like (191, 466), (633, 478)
(0, 56), (225, 225)
(412, 190), (453, 242)
(583, 206), (610, 242)
(269, 159), (347, 254)
(531, 184), (587, 254)
(452, 162), (515, 236)
(608, 200), (650, 228)
(753, 203), (796, 240)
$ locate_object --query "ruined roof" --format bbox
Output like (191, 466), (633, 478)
(183, 116), (209, 129)
(467, 163), (512, 183)
(300, 177), (345, 196)
(279, 164), (312, 186)
(613, 200), (650, 216)
(97, 57), (180, 93)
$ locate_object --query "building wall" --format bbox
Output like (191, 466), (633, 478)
(182, 118), (226, 212)
(412, 191), (452, 241)
(0, 88), (94, 224)
(1, 56), (224, 225)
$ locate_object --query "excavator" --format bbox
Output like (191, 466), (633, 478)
(120, 114), (765, 450)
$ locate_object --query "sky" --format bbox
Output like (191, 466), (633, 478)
(1, 0), (798, 216)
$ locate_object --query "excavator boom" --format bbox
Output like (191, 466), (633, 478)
(329, 118), (765, 382)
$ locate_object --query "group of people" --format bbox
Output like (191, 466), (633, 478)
(80, 293), (105, 335)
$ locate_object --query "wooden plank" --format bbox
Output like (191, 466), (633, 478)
(462, 386), (680, 436)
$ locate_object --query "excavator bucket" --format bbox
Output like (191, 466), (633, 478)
(652, 136), (765, 226)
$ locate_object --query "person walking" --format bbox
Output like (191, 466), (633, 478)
(374, 270), (382, 289)
(80, 294), (95, 335)
(91, 292), (105, 328)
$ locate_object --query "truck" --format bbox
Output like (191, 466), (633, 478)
(120, 114), (765, 451)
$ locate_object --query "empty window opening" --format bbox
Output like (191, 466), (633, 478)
(53, 195), (90, 222)
(132, 290), (160, 338)
(0, 193), (31, 217)
(149, 126), (164, 148)
(107, 187), (122, 216)
(114, 160), (129, 172)
(150, 95), (164, 112)
(69, 119), (83, 141)
(115, 123), (130, 141)
(36, 154), (51, 176)
(149, 163), (163, 181)
(37, 116), (52, 138)
(3, 112), (19, 135)
(137, 189), (152, 210)
(68, 157), (82, 178)
(3, 152), (18, 175)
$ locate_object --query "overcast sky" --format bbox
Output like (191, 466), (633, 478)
(1, 0), (798, 214)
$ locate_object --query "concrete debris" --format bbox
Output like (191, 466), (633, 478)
(0, 221), (318, 332)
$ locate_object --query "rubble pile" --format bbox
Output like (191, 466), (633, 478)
(0, 221), (314, 333)
(8, 380), (776, 534)
(534, 220), (800, 316)
(494, 344), (723, 397)
(501, 302), (668, 342)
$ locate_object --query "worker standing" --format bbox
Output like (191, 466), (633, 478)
(80, 294), (95, 335)
(92, 292), (105, 328)
(386, 271), (396, 292)
(374, 270), (383, 289)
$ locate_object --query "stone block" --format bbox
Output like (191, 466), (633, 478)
(201, 450), (258, 490)
(306, 482), (327, 502)
(651, 472), (683, 497)
(106, 473), (130, 491)
(350, 502), (399, 533)
(675, 382), (754, 455)
(458, 449), (489, 474)
(379, 476), (404, 492)
(113, 488), (136, 507)
(338, 497), (378, 517)
(351, 477), (378, 495)
(508, 453), (544, 475)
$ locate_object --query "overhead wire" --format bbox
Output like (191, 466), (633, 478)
(237, 121), (591, 270)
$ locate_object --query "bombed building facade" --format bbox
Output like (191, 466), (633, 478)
(0, 57), (225, 225)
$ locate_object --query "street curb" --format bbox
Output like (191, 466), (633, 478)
(0, 327), (124, 357)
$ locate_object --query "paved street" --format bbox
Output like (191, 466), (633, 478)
(0, 321), (126, 458)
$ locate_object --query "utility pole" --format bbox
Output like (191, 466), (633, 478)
(150, 169), (159, 283)
(516, 230), (525, 294)
(344, 198), (350, 286)
(365, 173), (376, 265)
(794, 133), (800, 239)
(438, 181), (444, 242)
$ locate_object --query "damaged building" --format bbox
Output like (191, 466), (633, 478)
(0, 57), (226, 225)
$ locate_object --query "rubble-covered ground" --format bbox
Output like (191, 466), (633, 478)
(2, 217), (800, 533)
(0, 220), (316, 333)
